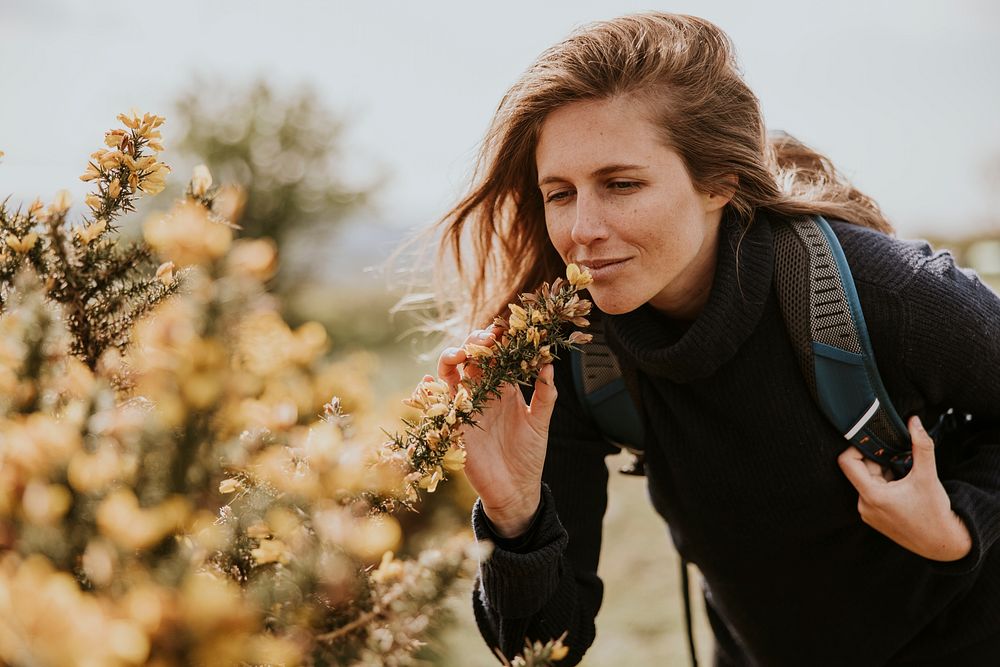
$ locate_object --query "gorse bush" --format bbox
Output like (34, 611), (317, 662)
(0, 115), (577, 666)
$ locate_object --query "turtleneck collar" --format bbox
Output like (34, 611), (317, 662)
(606, 211), (774, 383)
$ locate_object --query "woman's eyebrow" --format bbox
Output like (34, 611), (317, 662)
(538, 163), (649, 187)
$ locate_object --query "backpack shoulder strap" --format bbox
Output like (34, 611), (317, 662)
(772, 215), (913, 477)
(570, 312), (646, 464)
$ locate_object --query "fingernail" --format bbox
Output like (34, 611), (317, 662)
(477, 331), (492, 341)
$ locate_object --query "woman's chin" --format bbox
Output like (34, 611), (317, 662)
(588, 290), (643, 316)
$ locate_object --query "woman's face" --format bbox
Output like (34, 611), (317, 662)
(535, 96), (730, 318)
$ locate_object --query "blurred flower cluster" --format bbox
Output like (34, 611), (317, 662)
(0, 114), (573, 666)
(384, 267), (593, 505)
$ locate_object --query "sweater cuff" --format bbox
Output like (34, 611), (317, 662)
(930, 480), (1000, 575)
(478, 493), (545, 553)
(472, 483), (569, 617)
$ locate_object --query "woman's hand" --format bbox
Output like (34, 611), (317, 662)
(837, 416), (972, 562)
(436, 326), (558, 539)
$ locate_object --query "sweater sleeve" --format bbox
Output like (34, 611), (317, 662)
(898, 246), (1000, 574)
(470, 352), (620, 664)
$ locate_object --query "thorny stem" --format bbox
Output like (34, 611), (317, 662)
(386, 267), (593, 502)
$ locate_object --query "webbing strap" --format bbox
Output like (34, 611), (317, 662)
(681, 557), (699, 667)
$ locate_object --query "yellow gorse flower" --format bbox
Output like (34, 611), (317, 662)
(566, 262), (593, 289)
(191, 164), (213, 197)
(6, 233), (38, 254)
(251, 538), (291, 565)
(155, 261), (175, 286)
(51, 189), (72, 215)
(104, 129), (127, 148)
(79, 162), (101, 182)
(75, 219), (107, 245)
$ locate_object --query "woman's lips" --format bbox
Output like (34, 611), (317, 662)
(579, 258), (629, 279)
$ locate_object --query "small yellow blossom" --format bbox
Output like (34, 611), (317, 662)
(155, 261), (175, 286)
(116, 110), (140, 129)
(538, 345), (554, 364)
(442, 446), (466, 472)
(21, 482), (72, 524)
(550, 643), (570, 661)
(218, 478), (241, 494)
(190, 164), (213, 197)
(525, 326), (541, 347)
(144, 201), (232, 266)
(104, 129), (127, 148)
(463, 342), (494, 359)
(107, 179), (121, 200)
(85, 193), (102, 212)
(80, 162), (101, 182)
(100, 150), (122, 170)
(76, 219), (107, 245)
(228, 238), (278, 281)
(135, 156), (157, 171)
(138, 162), (169, 195)
(509, 303), (528, 331)
(418, 466), (445, 493)
(453, 385), (473, 413)
(51, 189), (72, 215)
(6, 233), (38, 254)
(566, 262), (593, 289)
(251, 538), (291, 565)
(425, 403), (449, 418)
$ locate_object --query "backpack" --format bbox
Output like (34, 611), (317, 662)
(570, 215), (918, 478)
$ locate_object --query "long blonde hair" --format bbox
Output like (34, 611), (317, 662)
(431, 12), (891, 330)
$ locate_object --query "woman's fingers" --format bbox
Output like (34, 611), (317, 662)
(527, 363), (558, 434)
(837, 446), (883, 497)
(437, 347), (466, 390)
(907, 416), (937, 481)
(437, 328), (498, 391)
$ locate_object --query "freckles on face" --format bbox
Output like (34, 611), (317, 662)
(534, 96), (724, 316)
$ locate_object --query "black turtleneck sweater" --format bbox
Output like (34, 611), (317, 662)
(470, 215), (1000, 666)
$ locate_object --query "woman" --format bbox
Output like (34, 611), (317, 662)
(430, 12), (1000, 666)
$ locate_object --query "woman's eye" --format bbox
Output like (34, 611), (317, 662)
(609, 181), (640, 191)
(544, 190), (573, 203)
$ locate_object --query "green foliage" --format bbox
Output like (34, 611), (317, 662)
(173, 79), (373, 289)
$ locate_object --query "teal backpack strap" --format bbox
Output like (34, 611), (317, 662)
(772, 215), (913, 478)
(570, 312), (646, 474)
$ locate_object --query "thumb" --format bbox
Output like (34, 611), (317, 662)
(527, 363), (558, 428)
(908, 415), (936, 478)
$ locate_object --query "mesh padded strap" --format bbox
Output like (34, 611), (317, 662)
(773, 216), (912, 476)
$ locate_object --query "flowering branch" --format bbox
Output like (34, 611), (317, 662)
(383, 265), (594, 505)
(0, 111), (175, 368)
(498, 633), (570, 666)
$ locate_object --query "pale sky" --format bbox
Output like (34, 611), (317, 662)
(2, 0), (999, 241)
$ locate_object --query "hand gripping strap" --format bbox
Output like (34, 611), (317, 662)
(773, 216), (913, 477)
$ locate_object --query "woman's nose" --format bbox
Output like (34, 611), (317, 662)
(569, 193), (608, 246)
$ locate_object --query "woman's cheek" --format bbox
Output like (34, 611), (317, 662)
(544, 216), (573, 258)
